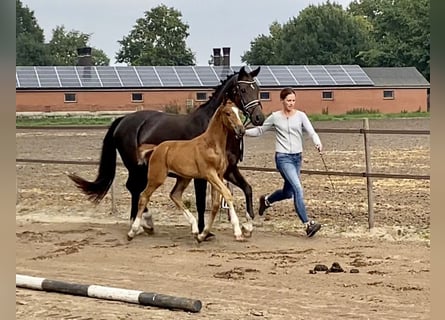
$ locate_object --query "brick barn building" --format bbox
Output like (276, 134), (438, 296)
(16, 64), (429, 115)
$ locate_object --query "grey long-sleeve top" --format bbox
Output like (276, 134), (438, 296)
(245, 110), (321, 154)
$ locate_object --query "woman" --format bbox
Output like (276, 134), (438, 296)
(245, 87), (322, 237)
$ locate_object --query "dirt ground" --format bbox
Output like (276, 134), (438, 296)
(16, 117), (430, 319)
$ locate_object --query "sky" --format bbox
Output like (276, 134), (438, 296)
(22, 0), (352, 66)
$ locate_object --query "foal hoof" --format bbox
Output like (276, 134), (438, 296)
(234, 234), (247, 242)
(196, 233), (205, 243)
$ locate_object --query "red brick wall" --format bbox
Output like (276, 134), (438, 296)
(16, 87), (427, 115)
(261, 87), (428, 115)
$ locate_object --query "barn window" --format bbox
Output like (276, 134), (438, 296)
(64, 93), (76, 103)
(132, 93), (143, 102)
(383, 90), (394, 99)
(260, 92), (270, 100)
(322, 91), (333, 100)
(196, 92), (207, 101)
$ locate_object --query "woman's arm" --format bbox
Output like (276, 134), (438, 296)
(301, 112), (322, 151)
(245, 113), (275, 137)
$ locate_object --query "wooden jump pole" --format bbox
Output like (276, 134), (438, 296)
(16, 274), (202, 313)
(363, 118), (374, 229)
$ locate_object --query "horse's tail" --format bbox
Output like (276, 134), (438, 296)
(68, 116), (124, 203)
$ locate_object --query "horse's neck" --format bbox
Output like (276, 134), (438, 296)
(192, 77), (235, 123)
(202, 115), (228, 150)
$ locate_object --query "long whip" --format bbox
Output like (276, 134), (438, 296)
(318, 151), (336, 192)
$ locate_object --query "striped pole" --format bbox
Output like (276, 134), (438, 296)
(16, 274), (202, 313)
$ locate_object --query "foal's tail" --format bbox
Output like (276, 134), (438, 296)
(68, 116), (124, 203)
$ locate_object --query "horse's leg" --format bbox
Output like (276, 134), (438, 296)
(126, 165), (148, 221)
(197, 184), (220, 242)
(127, 165), (166, 240)
(126, 165), (154, 234)
(193, 178), (207, 233)
(207, 172), (244, 241)
(224, 165), (254, 237)
(169, 178), (198, 236)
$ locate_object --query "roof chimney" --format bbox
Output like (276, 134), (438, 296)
(213, 48), (221, 66)
(77, 47), (93, 66)
(222, 47), (230, 66)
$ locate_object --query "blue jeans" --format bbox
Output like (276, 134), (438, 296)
(267, 152), (309, 224)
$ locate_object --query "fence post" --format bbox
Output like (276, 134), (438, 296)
(110, 182), (117, 215)
(363, 118), (374, 229)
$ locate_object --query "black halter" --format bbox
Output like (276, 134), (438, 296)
(234, 80), (261, 127)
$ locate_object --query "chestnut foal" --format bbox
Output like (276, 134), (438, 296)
(127, 104), (253, 242)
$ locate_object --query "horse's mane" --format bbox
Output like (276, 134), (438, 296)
(194, 71), (239, 111)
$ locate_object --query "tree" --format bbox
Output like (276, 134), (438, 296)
(278, 1), (371, 65)
(348, 0), (430, 80)
(242, 1), (371, 65)
(241, 22), (283, 65)
(16, 0), (53, 65)
(48, 26), (110, 66)
(116, 4), (195, 66)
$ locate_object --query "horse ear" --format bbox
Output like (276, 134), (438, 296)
(250, 66), (261, 77)
(238, 66), (246, 76)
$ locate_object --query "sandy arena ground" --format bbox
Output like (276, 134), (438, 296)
(16, 117), (430, 319)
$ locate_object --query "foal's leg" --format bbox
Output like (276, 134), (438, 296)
(224, 165), (254, 237)
(197, 185), (220, 242)
(169, 177), (198, 236)
(207, 173), (244, 241)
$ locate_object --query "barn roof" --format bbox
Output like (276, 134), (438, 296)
(362, 67), (430, 87)
(15, 65), (429, 90)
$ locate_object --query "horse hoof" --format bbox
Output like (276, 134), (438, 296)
(242, 230), (253, 238)
(241, 225), (253, 238)
(203, 232), (216, 241)
(142, 226), (155, 235)
(127, 234), (134, 241)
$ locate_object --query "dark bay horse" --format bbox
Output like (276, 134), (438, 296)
(68, 66), (265, 233)
(129, 104), (251, 242)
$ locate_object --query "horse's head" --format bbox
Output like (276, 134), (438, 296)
(226, 66), (265, 126)
(219, 104), (245, 140)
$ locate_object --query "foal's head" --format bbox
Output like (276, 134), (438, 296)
(217, 104), (245, 140)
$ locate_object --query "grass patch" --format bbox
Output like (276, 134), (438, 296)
(309, 111), (429, 122)
(16, 111), (430, 126)
(16, 115), (116, 126)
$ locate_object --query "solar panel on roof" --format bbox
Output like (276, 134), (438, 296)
(324, 65), (353, 85)
(96, 66), (122, 87)
(287, 66), (317, 85)
(193, 66), (219, 86)
(268, 66), (297, 86)
(134, 66), (162, 87)
(174, 66), (202, 86)
(253, 66), (278, 86)
(15, 65), (375, 89)
(342, 65), (374, 85)
(212, 66), (236, 80)
(35, 66), (60, 87)
(116, 67), (143, 87)
(16, 67), (40, 88)
(74, 66), (102, 87)
(154, 66), (182, 86)
(56, 66), (82, 87)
